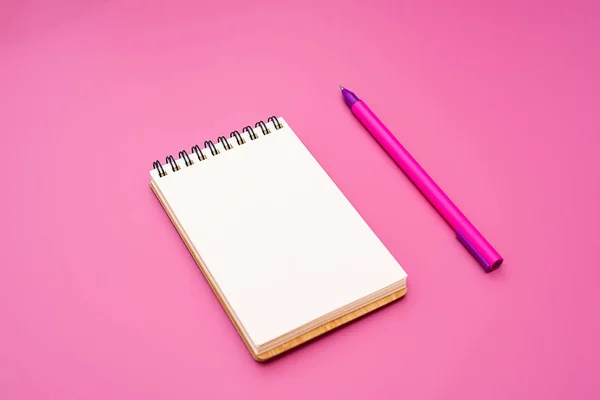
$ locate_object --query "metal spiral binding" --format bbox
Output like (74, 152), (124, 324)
(166, 155), (180, 172)
(152, 160), (166, 177)
(243, 125), (258, 140)
(217, 136), (233, 151)
(230, 130), (245, 145)
(204, 140), (219, 156)
(178, 150), (193, 166)
(255, 120), (270, 135)
(191, 145), (206, 162)
(268, 116), (282, 129)
(152, 116), (284, 177)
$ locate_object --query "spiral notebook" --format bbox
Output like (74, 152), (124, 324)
(149, 116), (408, 361)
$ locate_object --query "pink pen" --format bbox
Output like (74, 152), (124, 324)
(341, 86), (503, 272)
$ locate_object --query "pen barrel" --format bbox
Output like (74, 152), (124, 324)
(351, 101), (502, 271)
(351, 102), (464, 226)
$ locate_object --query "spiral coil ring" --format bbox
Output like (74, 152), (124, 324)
(217, 136), (233, 151)
(166, 155), (180, 172)
(204, 140), (219, 156)
(268, 116), (283, 129)
(178, 150), (193, 167)
(230, 130), (245, 145)
(255, 120), (270, 135)
(153, 160), (167, 177)
(191, 145), (206, 161)
(243, 125), (258, 140)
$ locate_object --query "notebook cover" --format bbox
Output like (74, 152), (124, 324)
(150, 181), (407, 361)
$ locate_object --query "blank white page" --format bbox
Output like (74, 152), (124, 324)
(151, 118), (407, 348)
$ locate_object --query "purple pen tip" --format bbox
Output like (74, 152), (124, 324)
(341, 86), (360, 107)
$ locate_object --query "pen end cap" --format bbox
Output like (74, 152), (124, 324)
(456, 230), (503, 273)
(487, 258), (503, 272)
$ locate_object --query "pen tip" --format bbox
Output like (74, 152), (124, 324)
(339, 85), (344, 91)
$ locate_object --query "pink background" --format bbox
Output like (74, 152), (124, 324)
(2, 0), (599, 398)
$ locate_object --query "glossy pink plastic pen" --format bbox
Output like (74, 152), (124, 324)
(341, 86), (503, 272)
